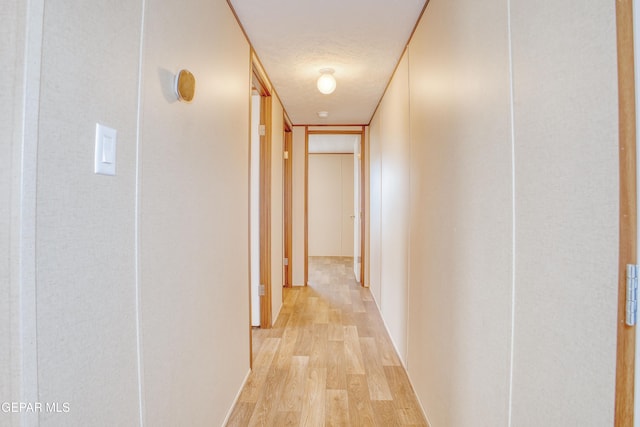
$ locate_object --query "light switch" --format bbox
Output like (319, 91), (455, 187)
(102, 135), (115, 164)
(95, 123), (117, 175)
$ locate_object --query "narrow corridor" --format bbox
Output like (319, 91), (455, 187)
(226, 257), (428, 426)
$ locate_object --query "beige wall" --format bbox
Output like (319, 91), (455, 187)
(407, 1), (513, 424)
(34, 0), (143, 425)
(370, 0), (620, 425)
(308, 154), (354, 257)
(1, 2), (23, 424)
(292, 126), (306, 285)
(364, 126), (370, 287)
(369, 116), (382, 304)
(378, 52), (410, 362)
(271, 95), (285, 319)
(139, 0), (250, 425)
(341, 155), (355, 257)
(5, 1), (254, 426)
(509, 1), (619, 424)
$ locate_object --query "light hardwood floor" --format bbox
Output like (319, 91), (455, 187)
(226, 256), (428, 427)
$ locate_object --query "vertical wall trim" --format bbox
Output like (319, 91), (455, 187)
(14, 0), (45, 424)
(134, 0), (147, 424)
(506, 0), (516, 424)
(616, 0), (638, 424)
(360, 126), (366, 286)
(259, 95), (273, 328)
(404, 49), (412, 372)
(247, 55), (254, 367)
(634, 0), (640, 421)
(304, 126), (308, 286)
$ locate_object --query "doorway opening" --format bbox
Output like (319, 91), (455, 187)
(304, 129), (366, 287)
(249, 60), (273, 367)
(283, 122), (293, 288)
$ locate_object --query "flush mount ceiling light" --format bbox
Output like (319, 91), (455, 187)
(317, 111), (329, 118)
(316, 68), (336, 95)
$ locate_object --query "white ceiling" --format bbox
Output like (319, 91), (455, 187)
(229, 0), (427, 125)
(308, 134), (359, 153)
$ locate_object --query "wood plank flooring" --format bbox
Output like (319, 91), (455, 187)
(226, 256), (428, 427)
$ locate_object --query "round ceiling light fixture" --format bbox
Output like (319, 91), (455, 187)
(317, 68), (336, 95)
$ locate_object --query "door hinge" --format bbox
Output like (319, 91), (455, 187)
(259, 124), (266, 136)
(284, 150), (289, 160)
(284, 257), (289, 266)
(626, 264), (638, 326)
(259, 284), (265, 296)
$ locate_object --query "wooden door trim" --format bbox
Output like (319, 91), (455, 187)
(247, 59), (254, 368)
(306, 130), (363, 135)
(284, 124), (293, 288)
(615, 0), (637, 424)
(259, 94), (273, 328)
(251, 55), (273, 330)
(360, 126), (366, 286)
(304, 127), (309, 286)
(304, 128), (367, 287)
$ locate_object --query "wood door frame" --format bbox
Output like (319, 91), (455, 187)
(259, 93), (273, 328)
(304, 128), (367, 286)
(250, 60), (273, 334)
(616, 0), (637, 425)
(304, 127), (308, 285)
(284, 121), (293, 288)
(359, 125), (366, 285)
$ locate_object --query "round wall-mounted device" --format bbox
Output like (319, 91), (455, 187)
(174, 69), (196, 103)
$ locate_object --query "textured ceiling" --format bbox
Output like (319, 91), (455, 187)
(229, 0), (426, 125)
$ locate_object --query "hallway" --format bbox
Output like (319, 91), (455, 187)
(3, 0), (626, 425)
(227, 257), (427, 426)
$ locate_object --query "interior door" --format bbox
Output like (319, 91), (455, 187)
(353, 135), (362, 282)
(250, 67), (272, 331)
(250, 93), (261, 326)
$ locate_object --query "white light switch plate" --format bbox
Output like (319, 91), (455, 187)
(95, 123), (117, 175)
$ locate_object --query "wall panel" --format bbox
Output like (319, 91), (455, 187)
(292, 126), (306, 285)
(510, 1), (619, 424)
(1, 1), (22, 422)
(406, 2), (513, 424)
(370, 0), (621, 425)
(378, 52), (410, 362)
(340, 155), (355, 257)
(139, 0), (251, 425)
(368, 114), (382, 304)
(34, 1), (142, 424)
(364, 126), (370, 287)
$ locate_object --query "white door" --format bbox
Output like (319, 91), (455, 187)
(353, 135), (362, 282)
(250, 94), (261, 326)
(308, 154), (354, 257)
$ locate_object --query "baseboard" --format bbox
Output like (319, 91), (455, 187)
(368, 289), (432, 427)
(402, 359), (433, 427)
(221, 369), (251, 426)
